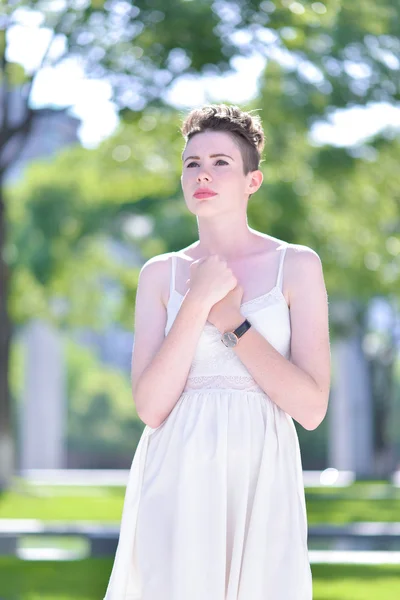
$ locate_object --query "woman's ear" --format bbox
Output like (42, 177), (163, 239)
(246, 169), (263, 196)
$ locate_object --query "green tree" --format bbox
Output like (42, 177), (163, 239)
(0, 0), (272, 488)
(2, 0), (400, 486)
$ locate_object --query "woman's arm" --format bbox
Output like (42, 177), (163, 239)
(131, 255), (210, 429)
(212, 246), (331, 430)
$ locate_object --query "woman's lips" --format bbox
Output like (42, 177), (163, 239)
(194, 191), (217, 199)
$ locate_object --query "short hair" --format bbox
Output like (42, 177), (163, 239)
(180, 104), (265, 175)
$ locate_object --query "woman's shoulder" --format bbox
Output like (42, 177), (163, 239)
(279, 241), (322, 283)
(283, 241), (321, 265)
(139, 251), (175, 275)
(283, 242), (325, 306)
(137, 252), (177, 307)
(259, 235), (316, 254)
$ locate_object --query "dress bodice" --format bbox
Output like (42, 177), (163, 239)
(165, 243), (291, 394)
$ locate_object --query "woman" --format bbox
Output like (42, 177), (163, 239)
(104, 104), (331, 599)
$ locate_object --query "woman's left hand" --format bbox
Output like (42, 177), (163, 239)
(207, 283), (244, 331)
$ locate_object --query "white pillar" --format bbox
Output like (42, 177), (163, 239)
(20, 320), (66, 469)
(328, 334), (374, 477)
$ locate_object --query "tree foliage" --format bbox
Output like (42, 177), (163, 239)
(2, 0), (400, 480)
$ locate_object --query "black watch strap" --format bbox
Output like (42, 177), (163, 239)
(233, 318), (252, 338)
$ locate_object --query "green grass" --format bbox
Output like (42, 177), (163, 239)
(306, 482), (400, 499)
(1, 480), (399, 524)
(0, 557), (110, 599)
(306, 497), (400, 524)
(0, 559), (399, 599)
(312, 564), (400, 599)
(306, 482), (400, 524)
(0, 482), (124, 522)
(1, 480), (399, 598)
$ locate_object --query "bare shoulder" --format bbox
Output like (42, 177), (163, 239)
(137, 252), (175, 308)
(139, 251), (172, 276)
(284, 243), (328, 305)
(285, 242), (323, 267)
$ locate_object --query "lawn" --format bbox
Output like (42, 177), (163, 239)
(0, 482), (125, 522)
(0, 559), (399, 599)
(1, 480), (399, 599)
(1, 479), (399, 524)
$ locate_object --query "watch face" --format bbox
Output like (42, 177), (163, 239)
(222, 332), (238, 347)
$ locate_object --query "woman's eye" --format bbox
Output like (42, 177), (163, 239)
(186, 159), (228, 168)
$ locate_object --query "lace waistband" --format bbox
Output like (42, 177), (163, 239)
(183, 375), (264, 394)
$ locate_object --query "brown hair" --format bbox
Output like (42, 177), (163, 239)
(180, 103), (265, 175)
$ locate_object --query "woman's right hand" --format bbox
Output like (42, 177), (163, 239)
(185, 255), (238, 308)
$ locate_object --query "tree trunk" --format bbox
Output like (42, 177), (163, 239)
(0, 174), (15, 491)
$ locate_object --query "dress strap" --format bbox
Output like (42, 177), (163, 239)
(169, 252), (177, 297)
(276, 243), (289, 291)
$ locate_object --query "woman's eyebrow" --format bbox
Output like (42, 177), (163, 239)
(183, 153), (234, 163)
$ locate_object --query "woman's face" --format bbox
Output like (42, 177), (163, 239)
(181, 130), (259, 216)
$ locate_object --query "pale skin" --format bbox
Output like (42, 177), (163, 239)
(131, 130), (331, 431)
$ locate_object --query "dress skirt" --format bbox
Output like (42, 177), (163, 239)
(103, 388), (312, 600)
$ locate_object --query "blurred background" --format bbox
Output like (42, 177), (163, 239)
(0, 0), (400, 598)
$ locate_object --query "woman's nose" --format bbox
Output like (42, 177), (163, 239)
(197, 170), (211, 182)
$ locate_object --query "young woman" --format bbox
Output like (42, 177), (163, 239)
(104, 104), (331, 600)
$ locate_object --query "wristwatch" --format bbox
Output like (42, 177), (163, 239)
(221, 319), (252, 347)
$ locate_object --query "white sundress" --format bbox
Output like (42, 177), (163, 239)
(104, 241), (313, 600)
